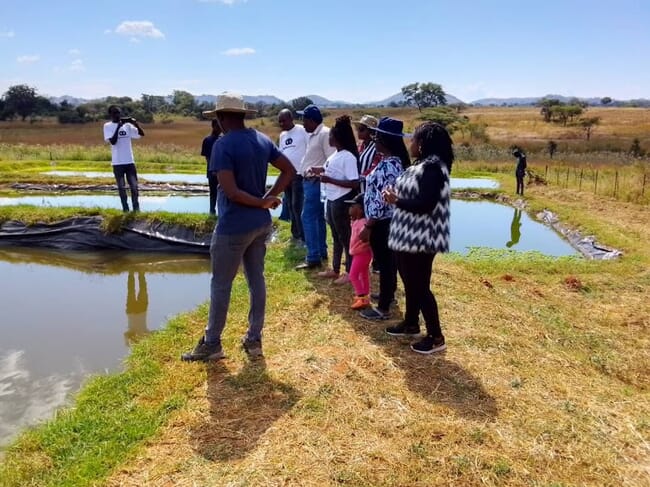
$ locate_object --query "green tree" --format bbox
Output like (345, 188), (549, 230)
(537, 98), (562, 122)
(402, 82), (447, 111)
(600, 96), (612, 106)
(290, 97), (314, 112)
(171, 90), (196, 116)
(579, 117), (600, 140)
(629, 138), (645, 158)
(3, 84), (39, 120)
(547, 140), (558, 159)
(140, 94), (167, 113)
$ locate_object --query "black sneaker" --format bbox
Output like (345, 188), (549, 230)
(181, 336), (225, 362)
(241, 337), (263, 357)
(411, 336), (446, 355)
(359, 306), (390, 321)
(385, 322), (421, 337)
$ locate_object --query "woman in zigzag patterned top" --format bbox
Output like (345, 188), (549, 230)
(383, 122), (453, 354)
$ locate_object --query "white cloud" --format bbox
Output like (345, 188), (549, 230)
(69, 59), (85, 72)
(0, 30), (15, 38)
(198, 0), (247, 4)
(222, 47), (255, 56)
(104, 29), (112, 34)
(17, 55), (40, 64)
(129, 37), (141, 44)
(68, 48), (81, 56)
(115, 20), (164, 39)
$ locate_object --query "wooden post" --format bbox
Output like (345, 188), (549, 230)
(579, 168), (584, 191)
(545, 165), (548, 179)
(643, 173), (647, 197)
(556, 168), (560, 185)
(614, 171), (619, 198)
(595, 170), (599, 194)
(566, 167), (570, 188)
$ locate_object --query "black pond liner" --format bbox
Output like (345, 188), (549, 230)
(0, 217), (211, 254)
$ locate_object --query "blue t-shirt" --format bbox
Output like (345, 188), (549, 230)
(209, 128), (281, 235)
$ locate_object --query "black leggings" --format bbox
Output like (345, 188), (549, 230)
(369, 218), (397, 311)
(326, 194), (353, 274)
(395, 251), (442, 338)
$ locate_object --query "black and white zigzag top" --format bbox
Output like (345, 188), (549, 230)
(388, 155), (450, 254)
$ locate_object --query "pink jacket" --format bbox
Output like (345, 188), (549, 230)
(350, 218), (372, 256)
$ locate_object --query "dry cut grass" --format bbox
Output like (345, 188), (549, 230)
(102, 183), (649, 486)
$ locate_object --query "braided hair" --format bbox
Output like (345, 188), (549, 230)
(330, 115), (360, 161)
(413, 122), (454, 173)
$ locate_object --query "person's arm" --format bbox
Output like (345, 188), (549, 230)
(107, 122), (123, 145)
(320, 152), (360, 188)
(130, 119), (145, 137)
(392, 164), (445, 214)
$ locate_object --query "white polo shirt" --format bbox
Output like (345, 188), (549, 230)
(299, 123), (335, 176)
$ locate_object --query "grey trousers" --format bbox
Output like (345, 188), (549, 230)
(204, 224), (272, 346)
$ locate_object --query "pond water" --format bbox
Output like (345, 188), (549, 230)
(0, 249), (211, 447)
(0, 194), (282, 217)
(41, 171), (499, 189)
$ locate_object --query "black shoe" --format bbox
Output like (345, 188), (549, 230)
(411, 336), (446, 355)
(385, 322), (421, 337)
(359, 306), (390, 320)
(241, 337), (263, 357)
(295, 261), (322, 270)
(181, 336), (225, 362)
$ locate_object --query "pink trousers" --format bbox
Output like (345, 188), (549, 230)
(349, 250), (372, 296)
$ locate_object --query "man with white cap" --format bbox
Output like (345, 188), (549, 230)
(182, 92), (295, 361)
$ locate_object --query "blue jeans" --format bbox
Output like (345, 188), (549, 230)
(204, 224), (272, 346)
(301, 179), (327, 263)
(112, 163), (139, 211)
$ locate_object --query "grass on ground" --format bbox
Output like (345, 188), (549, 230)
(1, 177), (649, 486)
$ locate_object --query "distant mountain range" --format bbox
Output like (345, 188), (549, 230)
(47, 92), (650, 108)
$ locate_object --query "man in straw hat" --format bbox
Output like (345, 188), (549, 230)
(182, 92), (296, 361)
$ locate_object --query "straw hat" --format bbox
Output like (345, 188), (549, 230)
(202, 92), (257, 117)
(352, 115), (378, 129)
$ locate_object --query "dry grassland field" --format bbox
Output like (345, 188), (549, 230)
(0, 107), (649, 486)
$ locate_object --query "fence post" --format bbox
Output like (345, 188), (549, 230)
(595, 170), (599, 194)
(614, 171), (619, 198)
(643, 173), (647, 197)
(579, 169), (584, 191)
(556, 168), (560, 185)
(545, 165), (548, 179)
(566, 167), (570, 188)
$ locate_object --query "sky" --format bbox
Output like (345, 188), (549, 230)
(1, 0), (650, 103)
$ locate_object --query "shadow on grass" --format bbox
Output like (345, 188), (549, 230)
(283, 240), (497, 422)
(191, 357), (300, 461)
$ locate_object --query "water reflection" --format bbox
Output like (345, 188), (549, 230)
(506, 209), (522, 248)
(0, 195), (282, 217)
(124, 271), (150, 345)
(0, 248), (210, 447)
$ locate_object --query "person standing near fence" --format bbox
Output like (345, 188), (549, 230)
(513, 147), (527, 196)
(201, 119), (222, 215)
(104, 105), (145, 212)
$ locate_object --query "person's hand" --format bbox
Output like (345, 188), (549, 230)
(320, 174), (332, 184)
(359, 226), (371, 242)
(310, 166), (325, 176)
(261, 195), (282, 209)
(382, 186), (398, 204)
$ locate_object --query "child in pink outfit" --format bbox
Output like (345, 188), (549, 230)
(346, 193), (373, 309)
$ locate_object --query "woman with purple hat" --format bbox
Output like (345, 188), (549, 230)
(358, 117), (410, 321)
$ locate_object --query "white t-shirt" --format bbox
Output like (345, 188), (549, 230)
(322, 149), (359, 201)
(279, 124), (308, 172)
(103, 122), (141, 165)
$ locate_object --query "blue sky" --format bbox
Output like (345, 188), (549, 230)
(1, 0), (649, 103)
